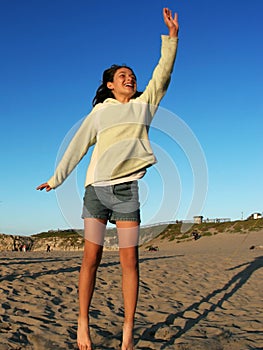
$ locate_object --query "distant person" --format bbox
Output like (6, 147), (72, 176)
(46, 244), (51, 252)
(148, 245), (159, 252)
(37, 7), (179, 350)
(192, 231), (201, 240)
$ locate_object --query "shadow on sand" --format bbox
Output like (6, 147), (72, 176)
(138, 256), (263, 349)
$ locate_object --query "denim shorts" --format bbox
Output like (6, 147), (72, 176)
(82, 181), (140, 224)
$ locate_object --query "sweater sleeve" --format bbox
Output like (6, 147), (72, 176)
(47, 113), (97, 189)
(138, 35), (178, 107)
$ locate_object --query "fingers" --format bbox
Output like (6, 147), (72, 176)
(173, 12), (178, 23)
(36, 183), (45, 191)
(36, 183), (52, 192)
(163, 7), (178, 25)
(163, 7), (172, 18)
(163, 7), (171, 20)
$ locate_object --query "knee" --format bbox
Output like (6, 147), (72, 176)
(82, 247), (103, 270)
(120, 254), (139, 272)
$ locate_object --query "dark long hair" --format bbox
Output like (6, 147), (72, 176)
(92, 64), (141, 107)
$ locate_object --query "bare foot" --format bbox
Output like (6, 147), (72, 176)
(121, 322), (135, 350)
(77, 318), (93, 350)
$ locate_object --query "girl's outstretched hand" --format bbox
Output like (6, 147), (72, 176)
(163, 8), (179, 37)
(36, 182), (52, 192)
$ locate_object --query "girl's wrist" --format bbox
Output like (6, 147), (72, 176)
(169, 29), (178, 38)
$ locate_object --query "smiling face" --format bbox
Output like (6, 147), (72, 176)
(106, 67), (137, 103)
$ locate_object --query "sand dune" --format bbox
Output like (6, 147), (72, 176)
(0, 230), (262, 349)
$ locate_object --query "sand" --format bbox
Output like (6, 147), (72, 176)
(0, 230), (262, 349)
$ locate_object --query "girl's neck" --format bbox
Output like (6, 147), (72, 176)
(114, 95), (131, 104)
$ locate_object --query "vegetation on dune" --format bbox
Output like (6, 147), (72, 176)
(26, 218), (263, 241)
(32, 218), (263, 244)
(32, 229), (83, 239)
(156, 218), (263, 243)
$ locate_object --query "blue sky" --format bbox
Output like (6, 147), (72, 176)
(1, 0), (262, 235)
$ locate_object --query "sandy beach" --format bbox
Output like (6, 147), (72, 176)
(0, 230), (262, 350)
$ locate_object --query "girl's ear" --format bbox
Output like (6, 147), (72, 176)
(107, 82), (114, 90)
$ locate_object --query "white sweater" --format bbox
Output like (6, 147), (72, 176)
(48, 35), (178, 189)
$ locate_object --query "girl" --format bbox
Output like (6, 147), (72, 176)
(37, 8), (179, 350)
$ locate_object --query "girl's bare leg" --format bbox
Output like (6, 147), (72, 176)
(77, 218), (107, 350)
(117, 221), (139, 350)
